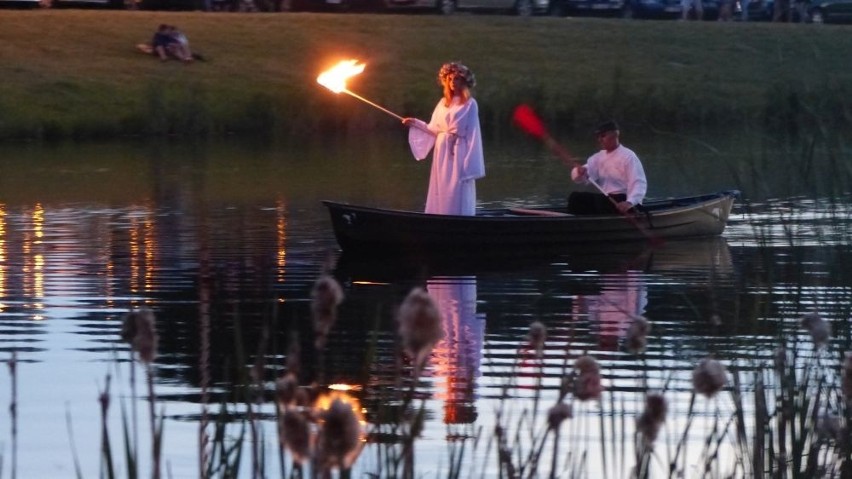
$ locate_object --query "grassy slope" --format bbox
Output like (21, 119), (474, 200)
(0, 10), (850, 139)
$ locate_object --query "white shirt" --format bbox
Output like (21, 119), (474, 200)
(571, 144), (647, 206)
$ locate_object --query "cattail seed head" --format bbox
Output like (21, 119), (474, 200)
(527, 321), (546, 356)
(624, 316), (651, 354)
(636, 392), (667, 445)
(692, 357), (727, 398)
(312, 275), (344, 349)
(800, 312), (831, 348)
(547, 402), (573, 430)
(276, 373), (299, 411)
(120, 308), (158, 364)
(574, 355), (600, 374)
(280, 409), (313, 464)
(573, 355), (603, 401)
(397, 288), (444, 370)
(316, 397), (364, 471)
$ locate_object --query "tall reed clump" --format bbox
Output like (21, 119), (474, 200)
(4, 351), (18, 479)
(86, 272), (852, 478)
(274, 272), (366, 479)
(730, 311), (852, 478)
(117, 307), (163, 479)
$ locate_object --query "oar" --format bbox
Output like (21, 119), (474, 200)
(511, 104), (663, 246)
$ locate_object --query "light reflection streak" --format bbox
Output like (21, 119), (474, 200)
(130, 215), (140, 295)
(29, 204), (45, 320)
(144, 209), (155, 303)
(0, 204), (5, 312)
(276, 199), (287, 283)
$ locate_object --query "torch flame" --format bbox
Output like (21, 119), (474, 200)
(317, 59), (366, 94)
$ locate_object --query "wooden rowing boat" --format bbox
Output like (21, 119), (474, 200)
(323, 190), (739, 257)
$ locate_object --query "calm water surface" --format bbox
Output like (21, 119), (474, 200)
(0, 131), (850, 478)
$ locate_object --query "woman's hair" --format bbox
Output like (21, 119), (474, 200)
(437, 62), (476, 89)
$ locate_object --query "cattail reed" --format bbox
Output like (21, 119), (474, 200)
(816, 413), (841, 443)
(773, 347), (788, 375)
(311, 274), (344, 349)
(528, 321), (546, 357)
(120, 308), (161, 478)
(315, 397), (364, 473)
(573, 355), (603, 401)
(397, 287), (444, 373)
(800, 312), (831, 347)
(276, 373), (300, 412)
(692, 357), (727, 398)
(279, 408), (313, 465)
(120, 308), (158, 364)
(636, 392), (667, 445)
(547, 402), (573, 430)
(624, 316), (651, 354)
(841, 352), (852, 404)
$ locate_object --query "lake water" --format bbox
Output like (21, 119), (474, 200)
(0, 129), (850, 478)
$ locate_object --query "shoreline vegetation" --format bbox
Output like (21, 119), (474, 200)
(0, 10), (851, 142)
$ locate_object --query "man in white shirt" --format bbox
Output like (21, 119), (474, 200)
(568, 121), (647, 215)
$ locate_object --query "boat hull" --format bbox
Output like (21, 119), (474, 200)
(323, 190), (738, 257)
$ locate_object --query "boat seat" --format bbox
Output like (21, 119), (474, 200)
(509, 207), (571, 217)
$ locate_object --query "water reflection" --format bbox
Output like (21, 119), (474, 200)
(574, 271), (648, 351)
(1, 136), (851, 478)
(427, 276), (484, 425)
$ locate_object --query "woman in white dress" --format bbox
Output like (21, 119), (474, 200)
(403, 62), (485, 216)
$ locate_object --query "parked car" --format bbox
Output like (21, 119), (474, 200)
(550, 0), (716, 18)
(291, 0), (549, 14)
(738, 0), (852, 21)
(138, 0), (201, 8)
(47, 0), (124, 7)
(736, 0), (803, 20)
(0, 0), (42, 8)
(548, 0), (621, 16)
(621, 0), (683, 18)
(807, 0), (852, 22)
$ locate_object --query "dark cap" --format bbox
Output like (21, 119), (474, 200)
(593, 120), (619, 136)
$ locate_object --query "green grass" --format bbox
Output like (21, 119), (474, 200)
(0, 10), (851, 140)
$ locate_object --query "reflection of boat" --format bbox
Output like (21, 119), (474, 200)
(335, 237), (733, 283)
(574, 271), (648, 351)
(323, 190), (738, 257)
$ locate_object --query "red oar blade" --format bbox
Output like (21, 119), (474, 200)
(512, 104), (548, 140)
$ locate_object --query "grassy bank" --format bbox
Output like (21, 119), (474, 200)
(0, 10), (851, 140)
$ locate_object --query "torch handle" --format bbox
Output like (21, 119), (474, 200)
(342, 89), (404, 121)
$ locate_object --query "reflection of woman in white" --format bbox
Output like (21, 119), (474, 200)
(428, 276), (484, 424)
(403, 62), (485, 216)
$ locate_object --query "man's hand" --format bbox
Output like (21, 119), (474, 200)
(616, 201), (634, 214)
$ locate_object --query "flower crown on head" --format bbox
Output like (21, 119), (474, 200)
(438, 62), (476, 88)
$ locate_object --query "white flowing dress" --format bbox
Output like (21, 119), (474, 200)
(408, 97), (485, 216)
